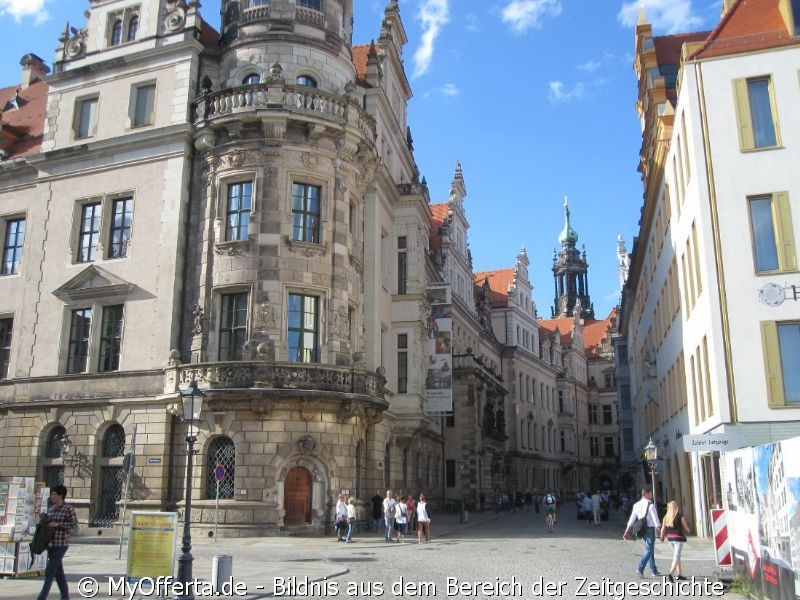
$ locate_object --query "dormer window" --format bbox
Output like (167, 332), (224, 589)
(242, 73), (261, 85)
(127, 15), (139, 41)
(296, 75), (317, 88)
(111, 20), (123, 46)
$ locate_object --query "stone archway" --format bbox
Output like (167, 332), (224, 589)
(284, 466), (312, 524)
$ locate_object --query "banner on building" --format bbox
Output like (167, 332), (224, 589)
(424, 284), (452, 415)
(723, 437), (800, 599)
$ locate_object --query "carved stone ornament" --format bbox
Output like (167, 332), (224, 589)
(296, 435), (317, 454)
(214, 240), (250, 256)
(219, 152), (244, 169)
(332, 306), (350, 340)
(194, 132), (215, 153)
(335, 135), (359, 158)
(191, 304), (206, 336)
(254, 301), (278, 331)
(301, 152), (320, 170)
(263, 121), (286, 147)
(164, 7), (187, 32)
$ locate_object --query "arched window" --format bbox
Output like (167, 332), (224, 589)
(111, 19), (123, 46)
(93, 424), (126, 526)
(206, 437), (235, 499)
(242, 73), (260, 85)
(42, 426), (66, 501)
(127, 16), (139, 42)
(296, 75), (317, 88)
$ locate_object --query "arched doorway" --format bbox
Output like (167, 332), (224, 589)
(284, 466), (312, 524)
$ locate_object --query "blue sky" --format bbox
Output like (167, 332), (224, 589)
(0, 0), (724, 320)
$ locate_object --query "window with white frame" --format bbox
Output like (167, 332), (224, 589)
(77, 202), (102, 263)
(219, 293), (248, 361)
(2, 216), (25, 275)
(66, 304), (125, 374)
(131, 83), (155, 128)
(225, 182), (252, 242)
(397, 236), (407, 294)
(0, 317), (12, 379)
(74, 96), (99, 139)
(288, 293), (319, 363)
(108, 197), (133, 259)
(397, 333), (408, 393)
(291, 183), (320, 243)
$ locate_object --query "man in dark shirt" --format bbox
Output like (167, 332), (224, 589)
(371, 491), (383, 532)
(37, 484), (78, 600)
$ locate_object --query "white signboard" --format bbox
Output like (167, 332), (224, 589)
(682, 433), (745, 452)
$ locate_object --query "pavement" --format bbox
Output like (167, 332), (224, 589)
(1, 506), (746, 599)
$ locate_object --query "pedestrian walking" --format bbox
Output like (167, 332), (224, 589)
(622, 485), (661, 577)
(582, 495), (593, 526)
(659, 500), (690, 581)
(591, 491), (603, 526)
(406, 494), (416, 531)
(416, 493), (431, 543)
(382, 490), (397, 542)
(345, 497), (357, 543)
(335, 493), (348, 541)
(395, 496), (408, 542)
(371, 491), (383, 532)
(543, 490), (557, 531)
(37, 484), (78, 600)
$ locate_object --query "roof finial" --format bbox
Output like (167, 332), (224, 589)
(637, 2), (647, 25)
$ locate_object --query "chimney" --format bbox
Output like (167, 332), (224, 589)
(20, 53), (50, 89)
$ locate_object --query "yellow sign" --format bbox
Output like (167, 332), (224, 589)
(126, 511), (178, 581)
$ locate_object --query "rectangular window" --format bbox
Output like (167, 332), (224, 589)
(590, 436), (599, 458)
(733, 77), (779, 150)
(397, 333), (408, 393)
(604, 436), (615, 458)
(75, 97), (98, 139)
(98, 305), (124, 372)
(397, 236), (407, 294)
(219, 293), (248, 361)
(288, 293), (318, 363)
(762, 321), (800, 405)
(297, 0), (322, 10)
(559, 430), (565, 452)
(108, 198), (133, 259)
(0, 317), (12, 379)
(225, 182), (252, 242)
(617, 344), (628, 364)
(588, 404), (598, 425)
(291, 183), (320, 243)
(132, 84), (156, 127)
(622, 428), (634, 453)
(445, 459), (456, 487)
(67, 308), (92, 374)
(77, 203), (102, 262)
(2, 218), (25, 275)
(602, 405), (613, 425)
(748, 193), (796, 273)
(620, 384), (631, 410)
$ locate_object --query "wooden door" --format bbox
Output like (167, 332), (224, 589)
(284, 466), (312, 524)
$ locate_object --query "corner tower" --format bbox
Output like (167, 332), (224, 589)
(552, 197), (594, 319)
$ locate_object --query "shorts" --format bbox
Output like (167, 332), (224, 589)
(545, 506), (556, 514)
(394, 523), (407, 533)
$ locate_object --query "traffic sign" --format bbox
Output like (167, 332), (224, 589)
(214, 464), (226, 482)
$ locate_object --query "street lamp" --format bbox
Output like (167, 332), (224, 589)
(644, 438), (658, 511)
(176, 379), (205, 600)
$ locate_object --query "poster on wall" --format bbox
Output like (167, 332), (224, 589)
(725, 438), (800, 599)
(424, 284), (452, 415)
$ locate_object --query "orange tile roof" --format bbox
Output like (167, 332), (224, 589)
(353, 44), (369, 85)
(691, 0), (800, 59)
(473, 268), (516, 308)
(429, 202), (449, 254)
(198, 18), (221, 46)
(538, 318), (573, 347)
(583, 309), (616, 358)
(0, 79), (48, 158)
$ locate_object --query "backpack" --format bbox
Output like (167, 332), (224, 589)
(545, 494), (554, 505)
(29, 513), (53, 568)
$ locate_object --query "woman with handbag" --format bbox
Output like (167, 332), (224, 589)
(345, 497), (357, 543)
(659, 500), (691, 581)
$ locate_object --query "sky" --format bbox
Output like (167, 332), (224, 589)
(0, 0), (725, 320)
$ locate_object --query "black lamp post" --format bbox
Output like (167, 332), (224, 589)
(644, 437), (658, 510)
(176, 379), (204, 600)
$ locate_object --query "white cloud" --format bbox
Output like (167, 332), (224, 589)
(501, 0), (562, 34)
(618, 0), (703, 34)
(0, 0), (49, 24)
(440, 83), (460, 97)
(413, 0), (450, 79)
(578, 59), (602, 72)
(465, 13), (481, 33)
(548, 80), (586, 103)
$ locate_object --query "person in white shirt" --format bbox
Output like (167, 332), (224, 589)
(335, 493), (348, 542)
(382, 490), (397, 542)
(591, 491), (603, 526)
(622, 486), (661, 577)
(395, 496), (408, 542)
(416, 493), (431, 543)
(345, 497), (357, 543)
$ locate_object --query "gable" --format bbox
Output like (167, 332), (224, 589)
(52, 265), (136, 302)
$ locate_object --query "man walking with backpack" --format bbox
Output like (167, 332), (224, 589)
(622, 485), (661, 577)
(37, 484), (78, 600)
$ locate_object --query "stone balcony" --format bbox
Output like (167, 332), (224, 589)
(164, 361), (387, 417)
(192, 82), (377, 143)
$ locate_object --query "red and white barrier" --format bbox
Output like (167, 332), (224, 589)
(711, 508), (732, 565)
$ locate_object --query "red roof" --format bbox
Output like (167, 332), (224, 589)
(473, 268), (515, 308)
(0, 79), (48, 158)
(198, 18), (220, 46)
(582, 309), (616, 358)
(353, 44), (369, 85)
(429, 202), (449, 254)
(538, 318), (573, 347)
(654, 32), (709, 66)
(691, 0), (800, 59)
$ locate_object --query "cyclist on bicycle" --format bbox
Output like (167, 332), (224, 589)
(544, 491), (558, 532)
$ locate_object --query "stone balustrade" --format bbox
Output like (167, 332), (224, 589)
(169, 361), (385, 399)
(194, 83), (376, 141)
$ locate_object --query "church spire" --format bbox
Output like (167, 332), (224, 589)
(551, 196), (594, 320)
(558, 195), (579, 247)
